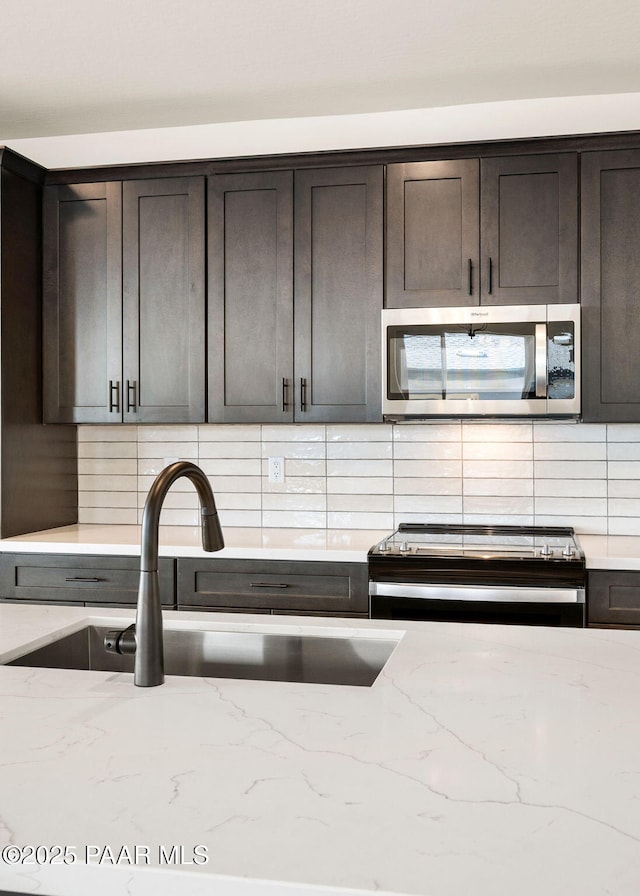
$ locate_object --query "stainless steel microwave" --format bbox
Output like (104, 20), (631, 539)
(382, 304), (580, 419)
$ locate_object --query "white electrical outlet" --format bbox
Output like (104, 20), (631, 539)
(268, 456), (285, 483)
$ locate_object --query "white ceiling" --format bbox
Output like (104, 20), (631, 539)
(2, 0), (640, 140)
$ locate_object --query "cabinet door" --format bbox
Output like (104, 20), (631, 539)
(294, 166), (383, 422)
(386, 160), (479, 307)
(122, 177), (205, 423)
(588, 570), (640, 627)
(208, 171), (294, 422)
(480, 153), (578, 305)
(43, 182), (122, 423)
(582, 149), (640, 422)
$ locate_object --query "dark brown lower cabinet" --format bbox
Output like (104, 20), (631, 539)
(177, 558), (368, 617)
(0, 553), (369, 618)
(587, 570), (640, 628)
(0, 553), (175, 608)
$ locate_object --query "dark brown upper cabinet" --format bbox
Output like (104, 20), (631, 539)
(44, 177), (205, 424)
(581, 149), (640, 422)
(208, 166), (383, 423)
(208, 171), (294, 423)
(386, 159), (479, 307)
(385, 153), (578, 307)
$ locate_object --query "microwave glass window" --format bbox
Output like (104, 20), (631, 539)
(388, 324), (538, 400)
(547, 321), (575, 399)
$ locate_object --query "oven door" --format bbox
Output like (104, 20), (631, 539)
(370, 582), (586, 627)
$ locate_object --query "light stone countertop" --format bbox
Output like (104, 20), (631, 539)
(4, 525), (640, 571)
(0, 604), (639, 896)
(0, 525), (387, 563)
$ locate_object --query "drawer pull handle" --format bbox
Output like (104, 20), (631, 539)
(249, 582), (290, 589)
(65, 577), (104, 583)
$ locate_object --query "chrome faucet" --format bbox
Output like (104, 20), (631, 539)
(104, 461), (224, 687)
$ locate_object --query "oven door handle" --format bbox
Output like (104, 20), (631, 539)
(369, 582), (585, 604)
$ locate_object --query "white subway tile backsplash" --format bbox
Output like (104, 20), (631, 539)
(78, 441), (137, 459)
(464, 477), (533, 496)
(393, 476), (462, 496)
(607, 517), (640, 536)
(261, 424), (325, 442)
(533, 460), (606, 479)
(535, 497), (607, 516)
(79, 507), (138, 525)
(606, 442), (640, 461)
(394, 459), (461, 478)
(137, 425), (199, 442)
(326, 477), (393, 495)
(606, 423), (640, 441)
(218, 509), (262, 527)
(327, 511), (394, 530)
(78, 491), (137, 508)
(534, 422), (605, 442)
(262, 510), (326, 528)
(327, 458), (393, 477)
(137, 440), (198, 459)
(198, 424), (260, 442)
(534, 479), (607, 498)
(328, 494), (393, 513)
(394, 423), (461, 442)
(262, 493), (326, 512)
(394, 495), (462, 514)
(462, 441), (533, 461)
(78, 425), (137, 442)
(393, 441), (461, 460)
(78, 457), (137, 476)
(463, 459), (533, 479)
(463, 422), (532, 442)
(79, 474), (137, 492)
(75, 421), (640, 534)
(608, 480), (640, 498)
(327, 424), (392, 441)
(327, 441), (392, 459)
(261, 441), (326, 459)
(534, 442), (606, 461)
(463, 496), (534, 516)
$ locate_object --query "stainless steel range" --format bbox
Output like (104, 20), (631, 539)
(368, 523), (586, 627)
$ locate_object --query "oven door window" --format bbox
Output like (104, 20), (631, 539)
(387, 323), (539, 400)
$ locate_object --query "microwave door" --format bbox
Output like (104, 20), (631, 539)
(443, 325), (537, 400)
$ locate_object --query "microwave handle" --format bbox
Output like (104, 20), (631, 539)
(535, 324), (547, 397)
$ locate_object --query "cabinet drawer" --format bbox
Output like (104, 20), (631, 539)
(0, 553), (175, 607)
(177, 559), (368, 615)
(587, 570), (640, 627)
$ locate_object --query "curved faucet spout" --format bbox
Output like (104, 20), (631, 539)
(135, 461), (224, 687)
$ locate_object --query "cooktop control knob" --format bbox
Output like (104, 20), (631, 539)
(539, 543), (553, 556)
(399, 541), (410, 554)
(562, 544), (575, 558)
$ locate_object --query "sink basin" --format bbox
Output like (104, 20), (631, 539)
(7, 625), (399, 687)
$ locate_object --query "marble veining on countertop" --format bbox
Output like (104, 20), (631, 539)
(0, 604), (639, 896)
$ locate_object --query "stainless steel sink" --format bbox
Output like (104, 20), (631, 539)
(7, 625), (399, 687)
